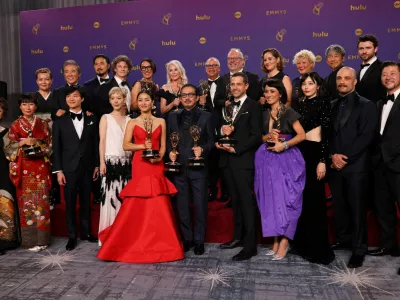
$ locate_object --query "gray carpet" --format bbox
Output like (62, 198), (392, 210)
(0, 238), (398, 300)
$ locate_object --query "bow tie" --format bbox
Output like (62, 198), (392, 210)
(70, 112), (83, 121)
(383, 94), (395, 104)
(99, 78), (108, 83)
(69, 84), (80, 88)
(120, 81), (128, 86)
(360, 63), (370, 69)
(232, 101), (241, 107)
(208, 80), (216, 85)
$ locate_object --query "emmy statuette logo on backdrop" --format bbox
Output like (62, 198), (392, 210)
(276, 29), (286, 42)
(313, 2), (323, 15)
(32, 24), (40, 35)
(162, 13), (172, 25)
(93, 22), (100, 28)
(234, 11), (241, 19)
(355, 28), (363, 36)
(395, 1), (400, 9)
(129, 39), (138, 51)
(199, 37), (207, 44)
(63, 46), (69, 53)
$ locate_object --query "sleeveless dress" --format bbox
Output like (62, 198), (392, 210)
(98, 115), (132, 245)
(254, 108), (306, 239)
(97, 124), (184, 263)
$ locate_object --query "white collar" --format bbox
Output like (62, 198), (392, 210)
(114, 76), (126, 85)
(234, 94), (247, 105)
(364, 56), (377, 65)
(388, 88), (400, 102)
(208, 76), (220, 81)
(69, 110), (82, 114)
(97, 75), (109, 82)
(230, 69), (243, 76)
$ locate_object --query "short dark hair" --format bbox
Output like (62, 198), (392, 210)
(18, 93), (38, 106)
(111, 55), (133, 75)
(381, 61), (400, 72)
(62, 60), (81, 74)
(298, 72), (329, 99)
(261, 48), (284, 73)
(264, 79), (287, 104)
(65, 86), (85, 99)
(93, 54), (110, 65)
(180, 84), (199, 96)
(140, 58), (157, 74)
(357, 34), (379, 48)
(0, 97), (8, 113)
(137, 90), (154, 100)
(231, 72), (248, 85)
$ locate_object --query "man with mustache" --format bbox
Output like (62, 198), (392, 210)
(369, 62), (400, 264)
(328, 67), (378, 268)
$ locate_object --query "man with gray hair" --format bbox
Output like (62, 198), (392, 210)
(324, 44), (345, 100)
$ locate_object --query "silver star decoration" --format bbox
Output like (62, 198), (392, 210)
(30, 250), (92, 273)
(313, 261), (396, 300)
(194, 267), (233, 291)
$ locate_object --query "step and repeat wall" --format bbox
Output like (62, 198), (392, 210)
(20, 0), (400, 91)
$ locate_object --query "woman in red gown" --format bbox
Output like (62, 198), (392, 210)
(97, 91), (183, 263)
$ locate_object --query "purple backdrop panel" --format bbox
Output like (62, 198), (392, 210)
(20, 0), (400, 92)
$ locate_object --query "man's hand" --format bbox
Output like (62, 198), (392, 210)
(192, 146), (203, 157)
(169, 151), (178, 162)
(199, 95), (207, 105)
(332, 154), (348, 170)
(56, 109), (66, 117)
(216, 143), (235, 153)
(221, 125), (234, 136)
(225, 100), (231, 107)
(93, 167), (99, 181)
(57, 172), (66, 186)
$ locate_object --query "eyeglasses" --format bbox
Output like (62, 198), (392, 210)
(205, 64), (219, 68)
(180, 93), (196, 98)
(227, 57), (242, 61)
(140, 66), (152, 71)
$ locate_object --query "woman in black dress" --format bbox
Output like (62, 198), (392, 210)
(0, 98), (19, 255)
(292, 72), (335, 265)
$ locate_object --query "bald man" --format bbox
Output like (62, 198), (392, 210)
(328, 67), (378, 268)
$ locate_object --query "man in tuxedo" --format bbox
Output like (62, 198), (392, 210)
(52, 86), (99, 250)
(222, 48), (260, 101)
(368, 61), (400, 258)
(356, 34), (386, 103)
(84, 54), (111, 113)
(329, 67), (378, 268)
(167, 84), (215, 255)
(0, 81), (6, 99)
(324, 44), (345, 100)
(216, 72), (262, 261)
(92, 55), (133, 118)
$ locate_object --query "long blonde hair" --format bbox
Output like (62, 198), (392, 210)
(165, 60), (188, 85)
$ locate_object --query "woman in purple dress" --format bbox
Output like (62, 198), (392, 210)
(254, 79), (306, 260)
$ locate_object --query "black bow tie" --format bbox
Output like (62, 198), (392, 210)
(360, 63), (370, 69)
(208, 80), (216, 85)
(383, 94), (395, 104)
(100, 78), (108, 83)
(70, 112), (83, 121)
(121, 81), (128, 86)
(232, 101), (241, 107)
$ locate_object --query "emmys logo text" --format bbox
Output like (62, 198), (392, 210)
(350, 5), (367, 10)
(89, 44), (107, 50)
(196, 15), (210, 20)
(388, 28), (400, 33)
(195, 62), (206, 67)
(230, 36), (250, 41)
(60, 25), (73, 31)
(347, 54), (360, 60)
(266, 10), (287, 15)
(31, 49), (43, 55)
(121, 20), (139, 25)
(162, 40), (176, 46)
(313, 31), (328, 37)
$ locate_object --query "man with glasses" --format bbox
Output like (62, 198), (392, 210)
(222, 48), (260, 102)
(167, 84), (215, 256)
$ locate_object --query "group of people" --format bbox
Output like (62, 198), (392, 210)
(0, 33), (399, 274)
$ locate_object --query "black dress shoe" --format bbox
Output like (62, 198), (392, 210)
(347, 253), (365, 268)
(368, 247), (400, 257)
(66, 238), (77, 251)
(183, 241), (194, 252)
(220, 240), (244, 249)
(232, 249), (257, 261)
(330, 242), (351, 250)
(194, 244), (205, 255)
(80, 234), (98, 243)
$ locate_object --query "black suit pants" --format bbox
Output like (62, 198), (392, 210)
(329, 171), (368, 255)
(374, 162), (400, 250)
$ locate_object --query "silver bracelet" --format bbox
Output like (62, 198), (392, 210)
(283, 141), (289, 150)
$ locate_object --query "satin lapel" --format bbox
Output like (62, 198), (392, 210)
(176, 110), (185, 147)
(233, 98), (250, 125)
(331, 99), (340, 132)
(339, 95), (357, 129)
(80, 115), (91, 142)
(383, 95), (400, 136)
(377, 100), (384, 133)
(65, 116), (80, 141)
(361, 60), (379, 82)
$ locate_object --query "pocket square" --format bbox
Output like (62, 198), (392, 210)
(87, 121), (94, 126)
(241, 112), (249, 115)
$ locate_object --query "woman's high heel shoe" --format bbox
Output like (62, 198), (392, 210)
(265, 249), (276, 256)
(271, 245), (290, 261)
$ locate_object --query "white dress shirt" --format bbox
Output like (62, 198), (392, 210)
(97, 75), (109, 85)
(114, 76), (131, 112)
(70, 110), (84, 139)
(360, 56), (377, 81)
(380, 89), (400, 135)
(232, 94), (247, 121)
(208, 76), (220, 105)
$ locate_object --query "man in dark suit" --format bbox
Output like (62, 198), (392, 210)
(52, 86), (99, 250)
(84, 54), (111, 113)
(167, 84), (215, 255)
(329, 67), (378, 268)
(368, 61), (400, 258)
(222, 48), (260, 101)
(324, 44), (345, 100)
(0, 81), (6, 99)
(92, 55), (133, 118)
(216, 72), (263, 261)
(356, 34), (386, 103)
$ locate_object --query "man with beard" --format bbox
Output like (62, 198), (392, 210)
(355, 34), (386, 103)
(324, 44), (345, 100)
(329, 67), (377, 268)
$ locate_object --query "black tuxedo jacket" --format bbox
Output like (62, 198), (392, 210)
(372, 93), (400, 172)
(356, 59), (386, 103)
(206, 77), (226, 131)
(218, 98), (263, 169)
(324, 66), (343, 101)
(92, 78), (131, 118)
(84, 77), (101, 112)
(52, 113), (99, 173)
(222, 71), (260, 102)
(329, 92), (377, 173)
(0, 81), (7, 99)
(167, 108), (215, 179)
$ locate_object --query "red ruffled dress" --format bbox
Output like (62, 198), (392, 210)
(97, 125), (184, 263)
